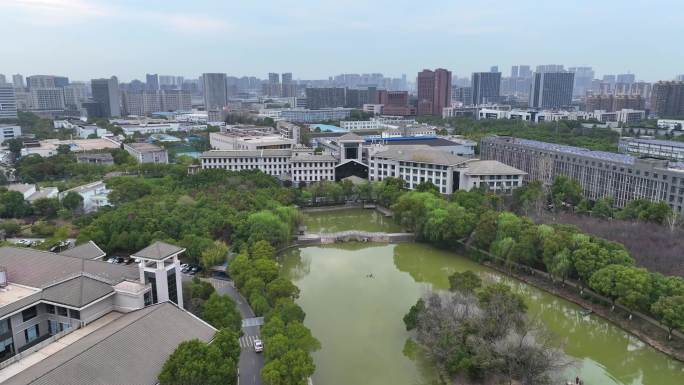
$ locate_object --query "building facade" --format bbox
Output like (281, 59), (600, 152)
(651, 81), (684, 118)
(481, 136), (684, 213)
(202, 73), (228, 111)
(471, 72), (501, 105)
(529, 72), (574, 109)
(0, 86), (18, 119)
(417, 68), (452, 116)
(91, 77), (121, 117)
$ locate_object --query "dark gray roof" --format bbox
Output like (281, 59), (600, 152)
(0, 246), (138, 289)
(41, 276), (114, 308)
(58, 241), (106, 260)
(4, 303), (216, 385)
(131, 241), (184, 261)
(374, 145), (469, 166)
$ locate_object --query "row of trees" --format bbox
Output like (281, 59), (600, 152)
(228, 241), (320, 385)
(513, 176), (677, 226)
(392, 188), (684, 339)
(404, 271), (572, 384)
(414, 117), (621, 152)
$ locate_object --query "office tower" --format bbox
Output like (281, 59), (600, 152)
(0, 85), (18, 119)
(263, 73), (281, 96)
(518, 65), (532, 78)
(281, 73), (295, 97)
(305, 87), (346, 109)
(12, 74), (24, 89)
(511, 66), (519, 78)
(161, 90), (192, 111)
(54, 76), (69, 88)
(585, 94), (644, 112)
(529, 72), (575, 109)
(452, 86), (473, 104)
(91, 76), (121, 117)
(617, 74), (635, 84)
(30, 88), (66, 110)
(64, 83), (89, 109)
(202, 73), (228, 110)
(602, 75), (616, 85)
(376, 90), (412, 115)
(569, 66), (595, 96)
(26, 75), (56, 89)
(416, 68), (452, 116)
(471, 72), (501, 105)
(345, 87), (376, 108)
(677, 75), (684, 82)
(651, 81), (684, 117)
(146, 74), (159, 91)
(490, 66), (499, 73)
(536, 64), (564, 73)
(0, 75), (5, 85)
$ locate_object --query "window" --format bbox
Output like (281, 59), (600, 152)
(57, 307), (68, 317)
(69, 309), (80, 320)
(24, 325), (39, 343)
(45, 304), (55, 314)
(22, 306), (37, 322)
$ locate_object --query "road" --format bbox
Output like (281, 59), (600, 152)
(203, 277), (264, 385)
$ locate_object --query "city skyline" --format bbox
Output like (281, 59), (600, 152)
(1, 0), (683, 82)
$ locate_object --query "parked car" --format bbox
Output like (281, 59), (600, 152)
(115, 257), (125, 264)
(254, 339), (263, 353)
(107, 257), (117, 264)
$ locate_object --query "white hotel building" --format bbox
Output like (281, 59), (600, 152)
(370, 145), (526, 194)
(200, 149), (337, 184)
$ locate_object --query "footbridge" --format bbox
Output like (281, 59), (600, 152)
(297, 230), (414, 245)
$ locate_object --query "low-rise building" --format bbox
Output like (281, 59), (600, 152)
(618, 137), (684, 162)
(279, 108), (352, 123)
(369, 145), (525, 194)
(200, 148), (336, 184)
(0, 125), (21, 144)
(76, 125), (108, 139)
(481, 135), (684, 213)
(7, 184), (58, 203)
(59, 181), (110, 213)
(209, 132), (296, 151)
(75, 153), (114, 165)
(123, 143), (168, 164)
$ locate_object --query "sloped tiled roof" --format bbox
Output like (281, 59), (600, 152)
(131, 241), (185, 261)
(58, 241), (106, 260)
(3, 303), (216, 385)
(41, 276), (114, 308)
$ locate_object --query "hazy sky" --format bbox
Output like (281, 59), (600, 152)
(1, 0), (682, 82)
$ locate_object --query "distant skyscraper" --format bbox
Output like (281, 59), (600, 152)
(651, 81), (684, 117)
(91, 76), (121, 117)
(0, 85), (18, 119)
(529, 72), (575, 109)
(490, 66), (499, 73)
(677, 75), (684, 82)
(30, 88), (66, 110)
(511, 66), (519, 78)
(281, 73), (295, 97)
(518, 65), (532, 78)
(146, 74), (159, 91)
(568, 67), (595, 96)
(471, 72), (501, 105)
(12, 74), (24, 89)
(535, 64), (565, 73)
(202, 73), (228, 110)
(617, 73), (636, 84)
(602, 75), (616, 85)
(305, 87), (346, 109)
(264, 73), (281, 97)
(26, 75), (56, 89)
(416, 68), (451, 116)
(0, 75), (6, 85)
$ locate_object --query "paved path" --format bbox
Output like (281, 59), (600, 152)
(203, 278), (264, 385)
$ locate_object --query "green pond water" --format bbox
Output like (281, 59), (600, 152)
(302, 208), (403, 233)
(281, 210), (684, 385)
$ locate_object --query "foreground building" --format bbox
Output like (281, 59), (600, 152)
(481, 136), (684, 213)
(0, 240), (186, 373)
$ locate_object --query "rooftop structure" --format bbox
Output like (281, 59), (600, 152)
(123, 143), (168, 164)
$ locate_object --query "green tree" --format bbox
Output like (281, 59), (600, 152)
(0, 190), (32, 218)
(651, 296), (684, 339)
(200, 240), (228, 271)
(592, 197), (614, 219)
(448, 271), (482, 293)
(32, 198), (61, 218)
(551, 176), (583, 208)
(403, 298), (425, 331)
(158, 339), (237, 385)
(6, 139), (22, 157)
(202, 293), (242, 331)
(266, 277), (300, 304)
(212, 328), (241, 361)
(62, 191), (84, 212)
(250, 240), (276, 260)
(471, 210), (499, 250)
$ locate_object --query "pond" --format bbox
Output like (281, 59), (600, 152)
(302, 208), (403, 233)
(280, 210), (684, 385)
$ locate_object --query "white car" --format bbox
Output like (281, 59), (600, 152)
(254, 339), (263, 353)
